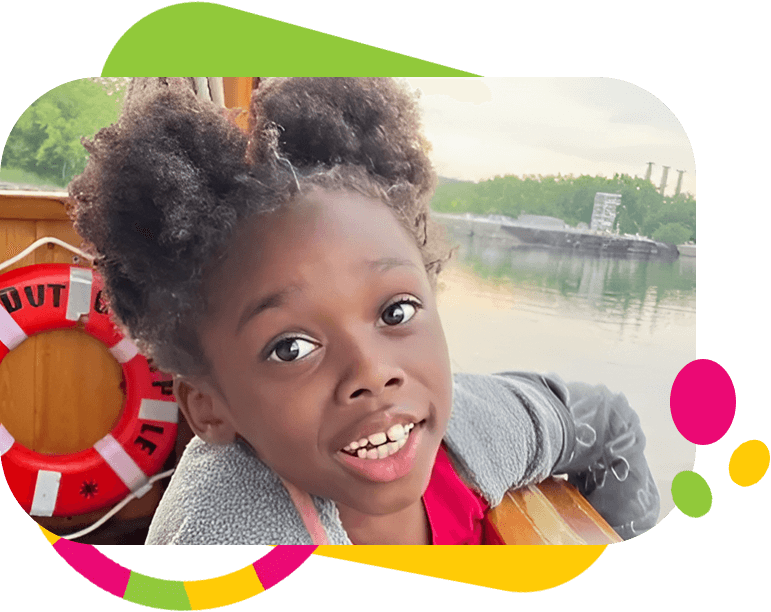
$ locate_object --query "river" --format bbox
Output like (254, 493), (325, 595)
(435, 232), (697, 522)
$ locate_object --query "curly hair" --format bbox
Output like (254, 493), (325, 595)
(68, 78), (448, 377)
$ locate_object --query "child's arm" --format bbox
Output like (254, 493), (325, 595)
(446, 371), (660, 541)
(546, 375), (661, 540)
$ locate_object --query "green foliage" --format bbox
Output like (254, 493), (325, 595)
(430, 173), (696, 243)
(1, 79), (126, 187)
(652, 222), (692, 245)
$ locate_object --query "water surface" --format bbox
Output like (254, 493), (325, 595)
(436, 234), (696, 521)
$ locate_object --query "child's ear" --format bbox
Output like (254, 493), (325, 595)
(173, 376), (236, 445)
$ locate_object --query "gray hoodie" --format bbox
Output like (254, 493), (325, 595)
(146, 371), (660, 544)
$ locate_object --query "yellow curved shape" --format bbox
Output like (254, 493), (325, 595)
(315, 545), (607, 592)
(184, 565), (264, 610)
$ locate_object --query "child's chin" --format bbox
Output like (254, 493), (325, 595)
(340, 467), (432, 517)
(348, 491), (422, 517)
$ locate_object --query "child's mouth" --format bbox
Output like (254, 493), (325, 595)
(337, 420), (427, 483)
(340, 422), (420, 459)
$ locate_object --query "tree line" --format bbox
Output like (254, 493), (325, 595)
(1, 79), (126, 188)
(431, 173), (696, 244)
(1, 80), (696, 245)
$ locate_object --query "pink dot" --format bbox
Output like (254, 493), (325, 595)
(671, 359), (735, 445)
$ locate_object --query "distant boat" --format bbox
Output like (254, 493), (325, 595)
(434, 212), (680, 261)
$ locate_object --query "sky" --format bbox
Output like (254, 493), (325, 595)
(405, 78), (696, 197)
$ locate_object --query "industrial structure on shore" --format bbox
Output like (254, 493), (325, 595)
(434, 190), (685, 261)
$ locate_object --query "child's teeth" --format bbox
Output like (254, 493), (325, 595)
(368, 432), (387, 446)
(344, 422), (419, 458)
(386, 424), (405, 442)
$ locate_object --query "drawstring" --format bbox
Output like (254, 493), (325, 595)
(234, 435), (328, 544)
(279, 477), (330, 545)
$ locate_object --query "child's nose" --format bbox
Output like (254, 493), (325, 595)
(335, 334), (405, 404)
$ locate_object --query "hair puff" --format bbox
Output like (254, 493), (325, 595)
(68, 78), (448, 376)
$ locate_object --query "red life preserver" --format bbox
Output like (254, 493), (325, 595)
(0, 264), (178, 517)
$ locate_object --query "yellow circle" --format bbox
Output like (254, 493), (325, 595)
(729, 440), (770, 487)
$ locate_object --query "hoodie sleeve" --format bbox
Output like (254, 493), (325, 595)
(447, 371), (659, 541)
(540, 373), (661, 540)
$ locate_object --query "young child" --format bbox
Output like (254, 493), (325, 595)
(68, 77), (659, 545)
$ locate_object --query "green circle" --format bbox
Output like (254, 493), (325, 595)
(671, 470), (712, 517)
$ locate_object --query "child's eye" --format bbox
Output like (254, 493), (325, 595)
(267, 337), (319, 362)
(378, 298), (422, 327)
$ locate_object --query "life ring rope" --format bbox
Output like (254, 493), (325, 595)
(0, 236), (95, 273)
(60, 468), (175, 541)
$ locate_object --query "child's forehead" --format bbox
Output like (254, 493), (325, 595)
(239, 188), (418, 255)
(207, 188), (424, 296)
(202, 192), (428, 330)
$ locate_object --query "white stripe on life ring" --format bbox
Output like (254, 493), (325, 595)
(139, 399), (179, 424)
(0, 424), (15, 456)
(66, 267), (92, 322)
(94, 434), (149, 495)
(0, 304), (27, 351)
(108, 337), (140, 364)
(30, 470), (62, 517)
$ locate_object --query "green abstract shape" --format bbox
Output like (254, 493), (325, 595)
(123, 572), (191, 610)
(671, 470), (712, 518)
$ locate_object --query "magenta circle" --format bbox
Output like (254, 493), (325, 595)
(670, 359), (736, 445)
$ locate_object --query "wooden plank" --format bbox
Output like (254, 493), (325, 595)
(0, 334), (37, 449)
(486, 488), (546, 544)
(487, 478), (623, 545)
(33, 329), (124, 455)
(1, 218), (37, 270)
(222, 77), (256, 131)
(0, 192), (70, 221)
(536, 477), (622, 544)
(0, 219), (38, 448)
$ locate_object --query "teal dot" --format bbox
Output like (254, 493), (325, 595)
(671, 470), (712, 517)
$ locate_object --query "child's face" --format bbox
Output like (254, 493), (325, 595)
(197, 188), (453, 517)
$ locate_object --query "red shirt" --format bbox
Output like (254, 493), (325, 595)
(422, 445), (504, 545)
